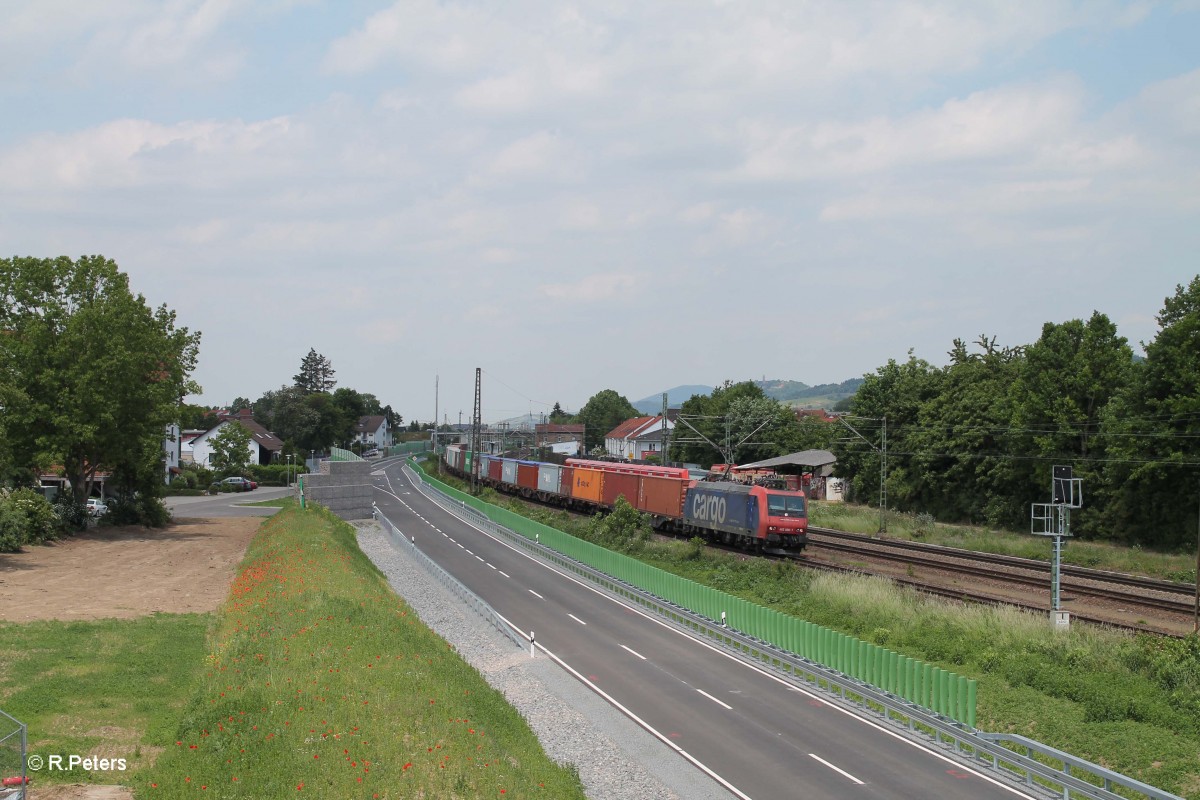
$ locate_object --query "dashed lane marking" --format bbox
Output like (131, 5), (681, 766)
(529, 590), (544, 599)
(568, 613), (587, 626)
(697, 689), (732, 710)
(620, 644), (647, 660)
(809, 754), (865, 785)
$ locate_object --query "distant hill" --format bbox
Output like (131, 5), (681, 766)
(632, 385), (713, 414)
(632, 378), (862, 414)
(777, 377), (864, 410)
(753, 379), (811, 401)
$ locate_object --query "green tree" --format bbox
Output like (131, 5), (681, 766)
(209, 423), (253, 476)
(576, 389), (639, 451)
(672, 381), (776, 467)
(1101, 276), (1200, 547)
(1007, 314), (1133, 535)
(0, 255), (200, 507)
(179, 403), (220, 431)
(835, 353), (943, 508)
(549, 402), (573, 423)
(293, 348), (336, 393)
(229, 396), (252, 413)
(906, 336), (1023, 525)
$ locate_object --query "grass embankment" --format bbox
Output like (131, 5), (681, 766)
(0, 615), (209, 783)
(426, 464), (1200, 798)
(137, 504), (585, 799)
(811, 502), (1198, 583)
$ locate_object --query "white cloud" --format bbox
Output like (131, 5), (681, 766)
(0, 117), (296, 191)
(539, 273), (638, 301)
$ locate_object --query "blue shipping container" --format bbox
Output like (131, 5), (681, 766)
(684, 483), (757, 537)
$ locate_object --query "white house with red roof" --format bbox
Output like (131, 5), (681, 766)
(603, 415), (673, 460)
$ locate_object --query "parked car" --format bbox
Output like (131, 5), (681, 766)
(86, 498), (109, 517)
(221, 477), (256, 492)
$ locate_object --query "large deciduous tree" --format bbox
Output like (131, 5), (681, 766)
(209, 423), (253, 476)
(1101, 277), (1200, 547)
(576, 389), (639, 451)
(0, 255), (200, 507)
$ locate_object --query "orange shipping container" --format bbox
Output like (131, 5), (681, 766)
(601, 472), (639, 508)
(639, 475), (687, 519)
(571, 467), (603, 503)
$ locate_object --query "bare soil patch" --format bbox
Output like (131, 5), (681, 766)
(0, 517), (262, 622)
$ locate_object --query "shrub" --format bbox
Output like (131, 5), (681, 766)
(6, 488), (61, 544)
(106, 494), (172, 527)
(0, 504), (23, 552)
(53, 495), (88, 531)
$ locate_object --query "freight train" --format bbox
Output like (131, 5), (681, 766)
(442, 445), (807, 553)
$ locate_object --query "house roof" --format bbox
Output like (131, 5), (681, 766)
(198, 418), (283, 452)
(737, 449), (837, 470)
(355, 415), (387, 433)
(238, 418), (284, 452)
(536, 423), (585, 434)
(605, 416), (659, 441)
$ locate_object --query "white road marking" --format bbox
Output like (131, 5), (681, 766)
(395, 463), (1039, 800)
(620, 644), (647, 660)
(475, 555), (484, 563)
(529, 590), (544, 599)
(697, 689), (732, 710)
(465, 549), (474, 555)
(568, 613), (587, 626)
(809, 753), (865, 785)
(487, 563), (497, 570)
(498, 571), (510, 578)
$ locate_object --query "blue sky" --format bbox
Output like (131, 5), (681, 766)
(3, 1), (1198, 422)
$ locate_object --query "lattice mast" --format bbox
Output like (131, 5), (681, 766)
(1031, 465), (1082, 620)
(471, 367), (482, 492)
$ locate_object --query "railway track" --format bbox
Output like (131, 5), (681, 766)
(807, 527), (1197, 616)
(801, 527), (1198, 635)
(433, 467), (1199, 636)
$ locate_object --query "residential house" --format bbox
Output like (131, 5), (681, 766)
(190, 412), (284, 469)
(535, 423), (585, 456)
(604, 416), (674, 460)
(353, 415), (392, 449)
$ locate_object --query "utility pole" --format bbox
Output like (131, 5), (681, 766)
(661, 393), (670, 465)
(434, 374), (439, 454)
(837, 415), (888, 533)
(471, 367), (482, 492)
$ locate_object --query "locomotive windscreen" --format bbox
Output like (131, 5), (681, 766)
(766, 493), (806, 517)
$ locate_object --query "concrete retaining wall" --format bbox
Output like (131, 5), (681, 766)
(299, 460), (373, 520)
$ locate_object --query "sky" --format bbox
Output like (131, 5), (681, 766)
(3, 1), (1198, 424)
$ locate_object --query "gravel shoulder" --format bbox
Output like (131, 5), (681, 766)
(355, 521), (732, 800)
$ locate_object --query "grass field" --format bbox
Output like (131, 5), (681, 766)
(0, 615), (209, 784)
(422, 461), (1200, 798)
(1, 503), (585, 799)
(136, 504), (585, 799)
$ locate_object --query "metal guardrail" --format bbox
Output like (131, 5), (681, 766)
(403, 463), (1184, 800)
(0, 709), (27, 800)
(372, 504), (528, 652)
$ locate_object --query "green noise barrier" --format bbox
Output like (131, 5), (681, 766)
(409, 460), (976, 728)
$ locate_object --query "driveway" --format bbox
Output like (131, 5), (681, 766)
(165, 486), (292, 518)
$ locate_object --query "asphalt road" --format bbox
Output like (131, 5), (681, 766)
(165, 486), (290, 518)
(372, 462), (1036, 800)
